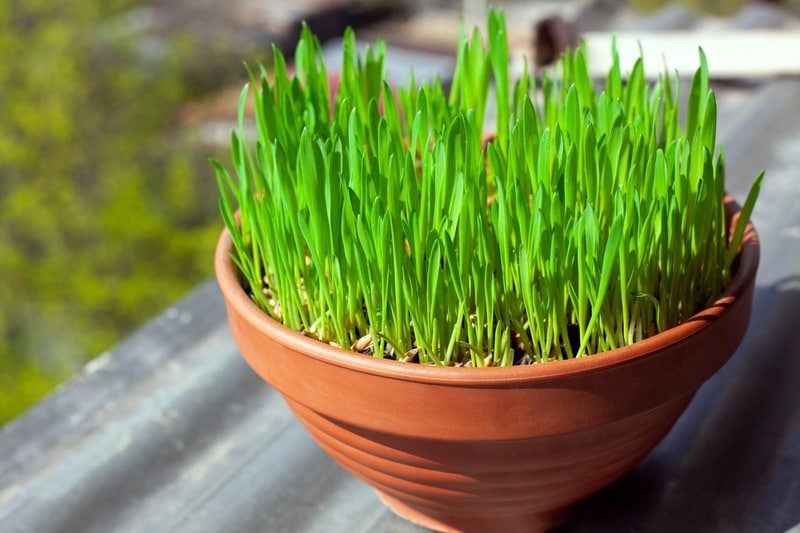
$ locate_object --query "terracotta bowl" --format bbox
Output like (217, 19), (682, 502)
(215, 201), (759, 532)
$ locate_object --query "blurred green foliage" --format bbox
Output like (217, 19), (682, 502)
(0, 1), (222, 424)
(630, 0), (738, 14)
(631, 0), (800, 15)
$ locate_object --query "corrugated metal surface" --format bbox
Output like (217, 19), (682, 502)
(2, 3), (800, 532)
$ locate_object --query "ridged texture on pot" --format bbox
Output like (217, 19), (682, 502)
(215, 201), (758, 532)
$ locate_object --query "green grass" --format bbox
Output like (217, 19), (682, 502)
(216, 9), (762, 367)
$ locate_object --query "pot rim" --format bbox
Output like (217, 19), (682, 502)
(215, 198), (759, 386)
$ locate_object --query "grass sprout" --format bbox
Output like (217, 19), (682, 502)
(214, 9), (763, 366)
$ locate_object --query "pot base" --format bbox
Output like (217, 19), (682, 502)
(376, 490), (572, 533)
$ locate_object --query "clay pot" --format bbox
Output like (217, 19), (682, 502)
(215, 200), (759, 532)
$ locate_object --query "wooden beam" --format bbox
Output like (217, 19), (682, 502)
(581, 30), (800, 79)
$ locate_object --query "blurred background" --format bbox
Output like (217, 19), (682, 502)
(1, 0), (798, 425)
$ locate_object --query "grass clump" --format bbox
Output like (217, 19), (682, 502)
(215, 9), (762, 366)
